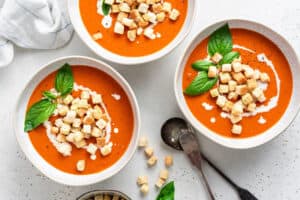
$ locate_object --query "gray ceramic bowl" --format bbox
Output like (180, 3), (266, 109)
(77, 190), (131, 200)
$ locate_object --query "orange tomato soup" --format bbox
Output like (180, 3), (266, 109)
(182, 29), (293, 138)
(79, 0), (188, 57)
(27, 66), (134, 174)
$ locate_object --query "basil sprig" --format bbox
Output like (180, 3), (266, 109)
(185, 23), (240, 96)
(156, 181), (175, 200)
(184, 71), (218, 96)
(102, 0), (111, 16)
(220, 51), (240, 64)
(43, 91), (57, 100)
(55, 63), (74, 96)
(192, 60), (214, 71)
(24, 99), (56, 132)
(208, 24), (232, 56)
(24, 63), (74, 132)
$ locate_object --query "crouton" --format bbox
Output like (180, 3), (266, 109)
(144, 147), (154, 157)
(236, 85), (248, 96)
(216, 95), (227, 108)
(138, 3), (149, 13)
(127, 29), (137, 42)
(147, 156), (158, 166)
(208, 66), (218, 78)
(81, 90), (90, 100)
(231, 124), (242, 135)
(156, 178), (165, 188)
(230, 114), (242, 124)
(165, 155), (173, 167)
(211, 53), (223, 64)
(138, 136), (148, 147)
(247, 79), (257, 90)
(219, 84), (229, 94)
(162, 2), (172, 13)
(117, 12), (128, 22)
(260, 72), (270, 82)
(228, 80), (237, 91)
(210, 88), (219, 98)
(241, 93), (254, 105)
(221, 64), (232, 72)
(76, 160), (85, 172)
(119, 3), (131, 12)
(219, 72), (231, 83)
(111, 4), (120, 13)
(160, 169), (169, 180)
(137, 175), (148, 185)
(232, 61), (242, 72)
(231, 102), (244, 116)
(247, 103), (256, 112)
(222, 101), (234, 112)
(140, 184), (149, 195)
(228, 92), (238, 101)
(56, 134), (66, 142)
(152, 3), (163, 13)
(63, 95), (73, 105)
(232, 72), (246, 84)
(51, 126), (59, 134)
(169, 9), (180, 21)
(104, 0), (114, 5)
(252, 87), (264, 99)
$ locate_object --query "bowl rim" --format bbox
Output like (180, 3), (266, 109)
(67, 0), (197, 65)
(174, 18), (300, 149)
(76, 189), (132, 200)
(12, 56), (141, 185)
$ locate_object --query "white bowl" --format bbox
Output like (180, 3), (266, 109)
(68, 0), (196, 65)
(13, 56), (141, 185)
(174, 19), (300, 149)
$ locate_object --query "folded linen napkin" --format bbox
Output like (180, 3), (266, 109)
(0, 0), (73, 67)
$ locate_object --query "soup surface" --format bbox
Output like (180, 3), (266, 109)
(182, 29), (293, 138)
(28, 66), (134, 174)
(79, 0), (188, 57)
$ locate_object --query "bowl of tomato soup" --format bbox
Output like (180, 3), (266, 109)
(174, 19), (300, 149)
(68, 0), (195, 65)
(14, 56), (140, 185)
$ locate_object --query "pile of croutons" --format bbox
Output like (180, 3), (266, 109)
(137, 136), (173, 195)
(104, 0), (180, 42)
(208, 53), (270, 135)
(92, 194), (126, 200)
(48, 86), (113, 172)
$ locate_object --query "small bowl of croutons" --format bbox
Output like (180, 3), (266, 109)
(77, 190), (131, 200)
(68, 0), (196, 65)
(175, 19), (300, 149)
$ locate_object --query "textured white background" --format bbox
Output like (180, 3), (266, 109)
(0, 0), (300, 199)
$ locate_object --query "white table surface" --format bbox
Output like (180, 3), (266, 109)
(1, 0), (300, 199)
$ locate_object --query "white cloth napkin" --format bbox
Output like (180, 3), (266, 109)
(0, 0), (73, 67)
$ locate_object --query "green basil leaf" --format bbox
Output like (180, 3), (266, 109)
(208, 23), (232, 56)
(42, 91), (57, 100)
(220, 51), (240, 64)
(192, 60), (214, 71)
(184, 71), (218, 96)
(102, 1), (111, 16)
(55, 63), (74, 96)
(24, 99), (56, 132)
(156, 181), (175, 200)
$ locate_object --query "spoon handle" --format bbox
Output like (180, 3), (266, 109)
(202, 155), (258, 200)
(201, 154), (239, 189)
(197, 167), (216, 200)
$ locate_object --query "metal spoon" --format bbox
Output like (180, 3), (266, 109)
(161, 118), (258, 200)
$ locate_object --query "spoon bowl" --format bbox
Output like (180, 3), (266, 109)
(161, 117), (189, 151)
